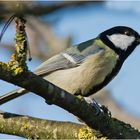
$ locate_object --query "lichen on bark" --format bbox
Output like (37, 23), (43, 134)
(0, 17), (28, 76)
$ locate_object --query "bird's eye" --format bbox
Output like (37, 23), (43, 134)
(124, 31), (131, 36)
(124, 31), (129, 35)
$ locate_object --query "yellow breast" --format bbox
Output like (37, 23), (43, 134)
(79, 45), (119, 95)
(45, 39), (119, 95)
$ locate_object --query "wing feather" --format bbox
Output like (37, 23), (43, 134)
(34, 38), (103, 76)
(34, 54), (78, 76)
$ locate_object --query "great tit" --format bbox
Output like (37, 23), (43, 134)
(0, 26), (140, 106)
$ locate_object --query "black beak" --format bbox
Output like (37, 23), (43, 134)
(137, 35), (140, 44)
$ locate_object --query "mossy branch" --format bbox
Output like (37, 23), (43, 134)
(0, 17), (140, 139)
(0, 17), (28, 76)
(0, 70), (140, 139)
(0, 111), (103, 139)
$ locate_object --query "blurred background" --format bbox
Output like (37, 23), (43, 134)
(0, 1), (140, 139)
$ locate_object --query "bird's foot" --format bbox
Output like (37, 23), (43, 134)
(84, 97), (111, 117)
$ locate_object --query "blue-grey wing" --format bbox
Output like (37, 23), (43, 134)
(34, 38), (103, 76)
(34, 54), (78, 76)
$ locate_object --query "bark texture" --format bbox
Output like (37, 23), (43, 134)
(0, 111), (102, 139)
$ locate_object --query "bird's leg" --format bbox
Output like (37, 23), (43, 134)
(84, 97), (111, 116)
(84, 97), (103, 115)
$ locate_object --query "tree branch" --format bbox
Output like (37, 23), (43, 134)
(0, 66), (140, 139)
(0, 111), (102, 139)
(0, 1), (104, 18)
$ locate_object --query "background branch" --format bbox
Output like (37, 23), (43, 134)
(0, 1), (104, 18)
(27, 17), (71, 59)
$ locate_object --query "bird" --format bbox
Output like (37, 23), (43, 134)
(0, 26), (140, 114)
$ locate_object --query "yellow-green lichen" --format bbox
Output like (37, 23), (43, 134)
(11, 54), (16, 61)
(78, 127), (96, 140)
(5, 60), (26, 75)
(14, 67), (24, 75)
(22, 123), (30, 129)
(16, 33), (26, 42)
(0, 18), (28, 76)
(0, 124), (4, 129)
(0, 53), (27, 76)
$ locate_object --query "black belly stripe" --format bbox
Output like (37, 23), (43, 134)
(82, 57), (124, 97)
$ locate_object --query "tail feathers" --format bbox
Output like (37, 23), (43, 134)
(0, 88), (28, 105)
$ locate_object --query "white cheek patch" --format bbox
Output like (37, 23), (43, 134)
(107, 34), (135, 50)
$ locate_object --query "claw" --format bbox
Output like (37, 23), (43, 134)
(84, 97), (111, 117)
(100, 105), (111, 117)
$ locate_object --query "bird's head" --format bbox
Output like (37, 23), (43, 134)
(99, 26), (140, 58)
